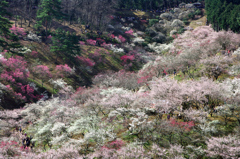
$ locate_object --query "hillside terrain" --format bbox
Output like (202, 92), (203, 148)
(1, 0), (240, 158)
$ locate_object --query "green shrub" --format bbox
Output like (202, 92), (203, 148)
(195, 9), (201, 15)
(145, 37), (152, 43)
(142, 42), (148, 47)
(149, 19), (159, 26)
(183, 20), (190, 25)
(177, 27), (185, 34)
(188, 13), (195, 19)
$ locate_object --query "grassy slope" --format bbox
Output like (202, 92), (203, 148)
(9, 17), (127, 94)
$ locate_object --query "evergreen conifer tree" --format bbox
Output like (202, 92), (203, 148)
(0, 0), (20, 52)
(51, 29), (80, 62)
(35, 0), (63, 39)
(206, 0), (240, 32)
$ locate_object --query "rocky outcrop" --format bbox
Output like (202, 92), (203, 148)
(24, 31), (42, 42)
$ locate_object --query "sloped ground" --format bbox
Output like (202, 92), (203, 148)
(189, 16), (207, 29)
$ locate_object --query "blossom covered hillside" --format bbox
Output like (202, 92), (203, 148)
(1, 25), (240, 158)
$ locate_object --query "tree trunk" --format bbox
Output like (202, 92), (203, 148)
(21, 17), (23, 28)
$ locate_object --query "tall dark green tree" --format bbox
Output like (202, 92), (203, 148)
(35, 0), (63, 39)
(0, 0), (20, 52)
(51, 29), (80, 62)
(206, 0), (240, 32)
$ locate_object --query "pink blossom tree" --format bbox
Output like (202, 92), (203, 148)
(93, 70), (142, 90)
(30, 51), (38, 58)
(125, 29), (134, 36)
(76, 56), (95, 67)
(206, 135), (240, 158)
(9, 26), (26, 38)
(0, 56), (29, 80)
(86, 39), (97, 46)
(55, 64), (74, 78)
(33, 65), (52, 87)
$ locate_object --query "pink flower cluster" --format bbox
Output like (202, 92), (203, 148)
(170, 119), (194, 131)
(31, 51), (38, 57)
(55, 64), (73, 77)
(47, 35), (52, 39)
(118, 35), (126, 43)
(79, 41), (86, 45)
(0, 56), (29, 81)
(101, 43), (112, 49)
(89, 49), (109, 64)
(77, 56), (95, 67)
(110, 34), (115, 39)
(120, 55), (135, 63)
(110, 15), (114, 19)
(96, 38), (105, 44)
(140, 20), (147, 23)
(1, 56), (27, 71)
(20, 84), (34, 94)
(102, 139), (125, 150)
(33, 65), (52, 78)
(125, 29), (134, 36)
(9, 26), (26, 37)
(86, 39), (97, 46)
(172, 34), (179, 39)
(1, 71), (16, 82)
(0, 141), (18, 148)
(137, 75), (150, 84)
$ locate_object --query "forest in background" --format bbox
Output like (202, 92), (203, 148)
(5, 0), (204, 31)
(205, 0), (240, 32)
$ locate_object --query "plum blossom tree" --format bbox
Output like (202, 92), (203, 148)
(0, 56), (29, 80)
(86, 39), (97, 46)
(33, 65), (52, 87)
(93, 70), (142, 90)
(55, 64), (75, 78)
(9, 26), (26, 38)
(49, 78), (67, 92)
(206, 135), (240, 158)
(125, 29), (134, 36)
(76, 56), (95, 67)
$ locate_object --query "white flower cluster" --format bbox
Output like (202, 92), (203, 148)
(148, 42), (174, 54)
(133, 37), (145, 43)
(109, 44), (124, 53)
(228, 64), (240, 76)
(51, 122), (66, 136)
(221, 78), (240, 97)
(232, 47), (240, 56)
(49, 78), (67, 89)
(12, 46), (32, 54)
(198, 120), (220, 135)
(121, 26), (131, 31)
(100, 87), (130, 97)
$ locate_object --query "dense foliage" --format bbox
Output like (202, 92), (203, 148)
(205, 0), (240, 32)
(0, 0), (21, 52)
(117, 0), (200, 10)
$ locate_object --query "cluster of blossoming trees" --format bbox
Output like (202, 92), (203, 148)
(1, 26), (240, 158)
(0, 49), (75, 108)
